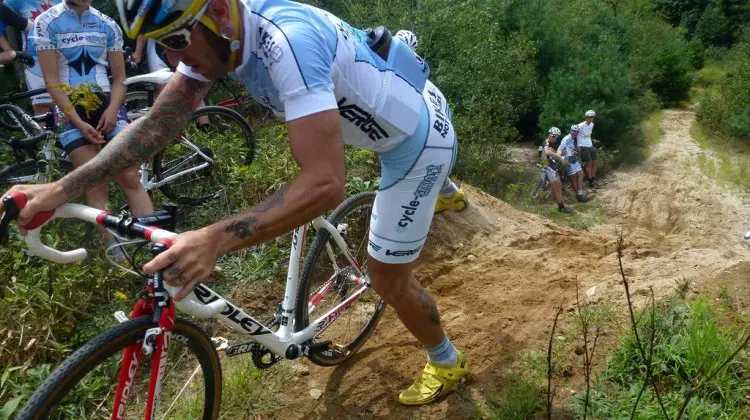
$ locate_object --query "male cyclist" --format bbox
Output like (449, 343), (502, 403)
(4, 0), (58, 117)
(558, 124), (588, 203)
(539, 127), (573, 214)
(2, 0), (469, 406)
(578, 110), (599, 188)
(394, 28), (468, 214)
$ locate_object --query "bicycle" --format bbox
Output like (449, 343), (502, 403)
(122, 70), (256, 205)
(0, 78), (255, 207)
(1, 189), (384, 419)
(0, 104), (72, 190)
(530, 163), (571, 200)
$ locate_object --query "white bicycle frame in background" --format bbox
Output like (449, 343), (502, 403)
(24, 202), (371, 358)
(123, 70), (218, 197)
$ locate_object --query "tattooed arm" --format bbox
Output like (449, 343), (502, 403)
(142, 109), (345, 299)
(59, 73), (211, 200)
(211, 109), (346, 252)
(0, 73), (210, 225)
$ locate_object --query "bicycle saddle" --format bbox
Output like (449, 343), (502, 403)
(124, 68), (174, 86)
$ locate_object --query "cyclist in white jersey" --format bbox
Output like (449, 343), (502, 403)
(578, 110), (599, 188)
(394, 28), (468, 214)
(2, 0), (469, 405)
(557, 124), (588, 202)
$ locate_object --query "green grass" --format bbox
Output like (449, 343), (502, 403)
(688, 63), (727, 107)
(0, 117), (380, 417)
(643, 110), (665, 150)
(691, 119), (750, 193)
(485, 374), (545, 420)
(570, 296), (750, 418)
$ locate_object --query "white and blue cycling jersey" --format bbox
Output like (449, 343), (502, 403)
(30, 2), (123, 90)
(4, 0), (59, 76)
(178, 0), (436, 153)
(178, 0), (457, 264)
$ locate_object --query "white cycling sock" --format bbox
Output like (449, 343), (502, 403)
(427, 335), (459, 367)
(439, 178), (459, 197)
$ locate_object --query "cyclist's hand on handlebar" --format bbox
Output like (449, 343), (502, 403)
(142, 229), (220, 301)
(0, 183), (68, 232)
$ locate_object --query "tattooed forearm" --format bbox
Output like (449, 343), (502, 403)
(225, 215), (258, 239)
(60, 76), (212, 200)
(223, 185), (288, 240)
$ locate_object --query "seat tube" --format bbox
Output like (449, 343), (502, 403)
(277, 224), (308, 337)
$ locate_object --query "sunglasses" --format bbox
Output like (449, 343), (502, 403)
(154, 1), (219, 50)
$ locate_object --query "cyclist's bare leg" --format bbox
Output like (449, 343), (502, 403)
(69, 145), (109, 239)
(575, 170), (582, 192)
(115, 165), (154, 216)
(591, 159), (598, 179)
(551, 177), (564, 204)
(367, 257), (444, 348)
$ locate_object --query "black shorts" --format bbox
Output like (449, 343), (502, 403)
(580, 146), (598, 162)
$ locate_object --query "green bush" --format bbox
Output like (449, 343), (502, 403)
(572, 297), (750, 418)
(698, 42), (750, 138)
(695, 2), (734, 47)
(629, 19), (694, 104)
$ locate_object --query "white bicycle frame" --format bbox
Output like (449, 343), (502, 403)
(24, 202), (371, 358)
(137, 136), (215, 192)
(1, 106), (63, 184)
(123, 70), (218, 195)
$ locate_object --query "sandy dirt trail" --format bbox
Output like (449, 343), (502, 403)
(269, 110), (750, 419)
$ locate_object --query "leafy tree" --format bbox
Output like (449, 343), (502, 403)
(629, 18), (694, 103)
(695, 2), (733, 46)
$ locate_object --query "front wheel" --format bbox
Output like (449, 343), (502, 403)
(294, 192), (386, 367)
(16, 316), (222, 420)
(0, 159), (73, 192)
(152, 105), (255, 205)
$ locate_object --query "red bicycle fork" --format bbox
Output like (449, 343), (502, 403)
(112, 240), (176, 420)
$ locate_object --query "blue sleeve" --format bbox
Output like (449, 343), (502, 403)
(0, 20), (6, 36)
(103, 16), (123, 51)
(31, 10), (57, 51)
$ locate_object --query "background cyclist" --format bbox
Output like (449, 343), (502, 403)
(32, 0), (153, 250)
(558, 124), (588, 202)
(578, 109), (599, 188)
(540, 126), (573, 213)
(4, 0), (469, 406)
(0, 2), (33, 65)
(3, 0), (58, 118)
(395, 28), (469, 214)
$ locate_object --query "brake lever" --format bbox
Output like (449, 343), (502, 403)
(0, 195), (21, 245)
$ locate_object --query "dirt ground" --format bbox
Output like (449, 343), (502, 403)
(268, 110), (750, 419)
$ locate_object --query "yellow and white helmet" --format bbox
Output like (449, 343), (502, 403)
(117, 0), (220, 48)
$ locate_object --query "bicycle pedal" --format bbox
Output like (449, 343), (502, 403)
(331, 343), (351, 357)
(114, 311), (129, 323)
(304, 340), (332, 356)
(212, 336), (230, 352)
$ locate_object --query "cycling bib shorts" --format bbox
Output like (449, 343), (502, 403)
(54, 93), (128, 153)
(368, 81), (456, 264)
